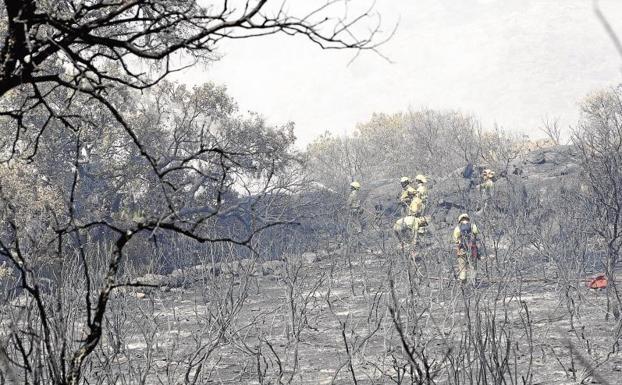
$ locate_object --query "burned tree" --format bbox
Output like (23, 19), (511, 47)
(0, 1), (385, 383)
(573, 86), (622, 321)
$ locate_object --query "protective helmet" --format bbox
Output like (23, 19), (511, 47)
(350, 181), (361, 189)
(458, 213), (470, 222)
(400, 176), (410, 184)
(415, 174), (427, 183)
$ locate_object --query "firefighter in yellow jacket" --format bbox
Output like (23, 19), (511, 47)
(393, 216), (429, 244)
(415, 174), (428, 201)
(348, 181), (362, 213)
(394, 215), (430, 265)
(452, 213), (479, 283)
(399, 177), (417, 215)
(408, 174), (428, 216)
(347, 181), (363, 234)
(480, 169), (495, 197)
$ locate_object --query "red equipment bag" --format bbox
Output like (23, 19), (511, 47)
(456, 243), (479, 259)
(470, 243), (479, 259)
(587, 274), (608, 290)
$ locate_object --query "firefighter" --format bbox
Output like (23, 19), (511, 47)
(393, 215), (429, 245)
(479, 168), (495, 201)
(348, 181), (362, 212)
(452, 213), (479, 283)
(409, 174), (428, 216)
(414, 174), (428, 201)
(347, 181), (363, 234)
(399, 177), (417, 215)
(394, 215), (430, 265)
(409, 195), (423, 217)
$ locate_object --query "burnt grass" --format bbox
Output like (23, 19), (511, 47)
(95, 238), (622, 385)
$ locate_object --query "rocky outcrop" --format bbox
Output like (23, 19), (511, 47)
(508, 145), (580, 192)
(353, 145), (581, 230)
(131, 258), (291, 293)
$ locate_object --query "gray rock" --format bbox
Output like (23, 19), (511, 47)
(261, 260), (286, 276)
(527, 152), (546, 165)
(302, 252), (320, 264)
(211, 262), (234, 276)
(170, 268), (185, 279)
(217, 260), (257, 276)
(10, 294), (29, 307)
(166, 274), (188, 288)
(137, 273), (167, 287)
(238, 259), (257, 275)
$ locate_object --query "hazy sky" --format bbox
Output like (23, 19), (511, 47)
(180, 0), (622, 146)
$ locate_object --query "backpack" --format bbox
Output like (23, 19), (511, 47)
(459, 222), (478, 258)
(463, 162), (474, 179)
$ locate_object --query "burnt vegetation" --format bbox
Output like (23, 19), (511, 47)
(0, 1), (620, 384)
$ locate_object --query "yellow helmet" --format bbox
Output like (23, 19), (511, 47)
(458, 213), (470, 222)
(350, 181), (361, 189)
(400, 176), (410, 184)
(415, 174), (427, 183)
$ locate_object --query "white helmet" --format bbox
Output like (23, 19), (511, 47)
(415, 174), (427, 183)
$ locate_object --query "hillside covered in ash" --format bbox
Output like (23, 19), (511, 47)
(2, 89), (622, 384)
(0, 2), (621, 381)
(3, 143), (609, 385)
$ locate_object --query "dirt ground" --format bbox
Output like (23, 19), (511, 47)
(100, 242), (622, 385)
